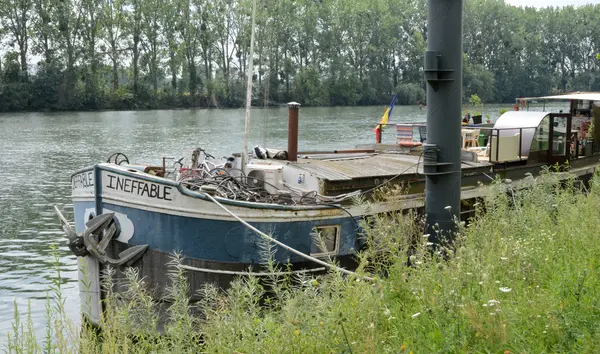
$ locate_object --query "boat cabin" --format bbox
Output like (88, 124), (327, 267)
(397, 92), (600, 168)
(514, 92), (600, 164)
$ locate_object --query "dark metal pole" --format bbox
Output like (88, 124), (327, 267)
(423, 0), (463, 243)
(287, 102), (300, 162)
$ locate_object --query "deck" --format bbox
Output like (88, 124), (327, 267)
(290, 151), (491, 182)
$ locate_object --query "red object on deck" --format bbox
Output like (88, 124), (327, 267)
(398, 141), (423, 147)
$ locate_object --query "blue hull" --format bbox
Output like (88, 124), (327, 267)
(73, 200), (363, 265)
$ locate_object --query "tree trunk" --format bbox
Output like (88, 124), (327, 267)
(188, 56), (197, 97)
(152, 50), (158, 93)
(18, 37), (27, 78)
(112, 58), (119, 90)
(133, 34), (139, 98)
(170, 47), (177, 94)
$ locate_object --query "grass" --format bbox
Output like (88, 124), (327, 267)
(6, 170), (600, 353)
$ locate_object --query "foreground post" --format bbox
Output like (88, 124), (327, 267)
(423, 0), (463, 242)
(287, 102), (300, 161)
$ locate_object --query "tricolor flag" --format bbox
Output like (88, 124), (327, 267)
(374, 95), (397, 143)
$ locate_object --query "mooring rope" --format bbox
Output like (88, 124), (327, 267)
(180, 264), (326, 277)
(201, 192), (374, 281)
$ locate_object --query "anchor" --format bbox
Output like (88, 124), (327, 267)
(53, 206), (148, 266)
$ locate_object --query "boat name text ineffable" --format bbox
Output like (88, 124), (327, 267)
(73, 171), (94, 190)
(106, 174), (173, 201)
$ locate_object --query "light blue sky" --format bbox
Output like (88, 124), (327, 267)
(505, 0), (600, 7)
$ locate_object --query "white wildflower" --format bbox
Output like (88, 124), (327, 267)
(499, 287), (512, 293)
(495, 280), (501, 284)
(478, 281), (484, 285)
(487, 299), (501, 307)
(500, 257), (508, 260)
(411, 312), (421, 318)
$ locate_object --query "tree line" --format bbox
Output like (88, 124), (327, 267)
(0, 0), (599, 112)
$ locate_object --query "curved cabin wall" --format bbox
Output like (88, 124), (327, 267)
(528, 115), (551, 164)
(492, 111), (548, 162)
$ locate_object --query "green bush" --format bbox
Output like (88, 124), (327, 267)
(395, 83), (425, 105)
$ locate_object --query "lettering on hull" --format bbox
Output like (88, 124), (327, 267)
(106, 174), (173, 201)
(73, 171), (94, 190)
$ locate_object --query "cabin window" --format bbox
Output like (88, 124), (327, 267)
(310, 225), (340, 256)
(530, 116), (550, 153)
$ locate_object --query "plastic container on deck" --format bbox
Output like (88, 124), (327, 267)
(478, 133), (487, 147)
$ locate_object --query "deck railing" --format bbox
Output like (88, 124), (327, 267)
(395, 123), (537, 163)
(476, 127), (537, 163)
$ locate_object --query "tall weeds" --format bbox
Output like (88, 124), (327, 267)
(7, 171), (600, 353)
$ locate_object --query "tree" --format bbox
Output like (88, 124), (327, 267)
(101, 0), (127, 91)
(0, 0), (32, 80)
(55, 0), (83, 107)
(30, 0), (56, 64)
(140, 0), (162, 93)
(128, 0), (143, 99)
(159, 0), (181, 96)
(81, 0), (104, 106)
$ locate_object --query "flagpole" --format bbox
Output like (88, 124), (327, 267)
(242, 0), (257, 174)
(374, 95), (396, 144)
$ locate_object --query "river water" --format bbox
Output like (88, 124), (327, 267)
(0, 103), (562, 344)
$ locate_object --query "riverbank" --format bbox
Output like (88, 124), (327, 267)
(7, 171), (600, 353)
(0, 91), (514, 114)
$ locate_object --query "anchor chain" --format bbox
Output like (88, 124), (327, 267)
(54, 206), (148, 266)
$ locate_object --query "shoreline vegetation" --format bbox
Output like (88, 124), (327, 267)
(1, 0), (600, 113)
(7, 170), (600, 353)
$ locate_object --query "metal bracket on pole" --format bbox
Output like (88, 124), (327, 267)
(422, 143), (453, 176)
(424, 50), (455, 92)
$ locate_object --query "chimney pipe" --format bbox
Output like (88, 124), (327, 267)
(287, 102), (300, 161)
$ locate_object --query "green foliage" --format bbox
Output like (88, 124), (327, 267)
(463, 54), (496, 103)
(468, 93), (483, 117)
(29, 62), (62, 110)
(395, 83), (425, 105)
(0, 0), (599, 109)
(294, 66), (329, 106)
(588, 120), (595, 141)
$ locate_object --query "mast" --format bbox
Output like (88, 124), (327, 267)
(242, 0), (257, 172)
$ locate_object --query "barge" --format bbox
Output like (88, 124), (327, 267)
(56, 92), (600, 325)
